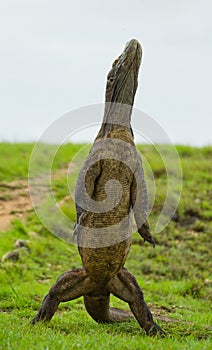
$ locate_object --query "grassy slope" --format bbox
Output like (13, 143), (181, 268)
(0, 142), (211, 350)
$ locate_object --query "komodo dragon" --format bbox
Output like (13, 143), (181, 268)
(31, 39), (163, 335)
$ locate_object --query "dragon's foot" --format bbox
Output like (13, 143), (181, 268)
(31, 310), (47, 324)
(146, 322), (165, 336)
(31, 294), (59, 324)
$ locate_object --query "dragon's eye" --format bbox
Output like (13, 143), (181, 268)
(108, 77), (114, 83)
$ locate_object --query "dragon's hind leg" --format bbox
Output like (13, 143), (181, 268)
(31, 268), (95, 324)
(107, 267), (164, 335)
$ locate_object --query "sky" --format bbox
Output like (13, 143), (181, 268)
(0, 0), (211, 145)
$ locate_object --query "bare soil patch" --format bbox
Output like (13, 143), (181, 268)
(0, 180), (32, 231)
(0, 165), (76, 232)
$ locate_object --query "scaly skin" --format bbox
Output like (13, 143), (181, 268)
(31, 39), (163, 336)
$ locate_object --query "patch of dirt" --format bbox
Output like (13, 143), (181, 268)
(0, 164), (77, 232)
(0, 180), (32, 232)
(149, 303), (181, 324)
(0, 308), (13, 313)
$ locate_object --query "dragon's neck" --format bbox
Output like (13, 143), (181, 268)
(96, 39), (142, 140)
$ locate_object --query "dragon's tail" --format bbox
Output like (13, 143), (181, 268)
(84, 295), (134, 323)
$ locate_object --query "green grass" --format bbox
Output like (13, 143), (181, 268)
(0, 143), (35, 182)
(0, 142), (212, 349)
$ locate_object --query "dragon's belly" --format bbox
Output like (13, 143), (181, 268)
(79, 238), (131, 282)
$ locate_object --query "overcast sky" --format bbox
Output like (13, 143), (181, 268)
(0, 0), (211, 145)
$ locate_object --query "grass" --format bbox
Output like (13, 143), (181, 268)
(0, 142), (212, 349)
